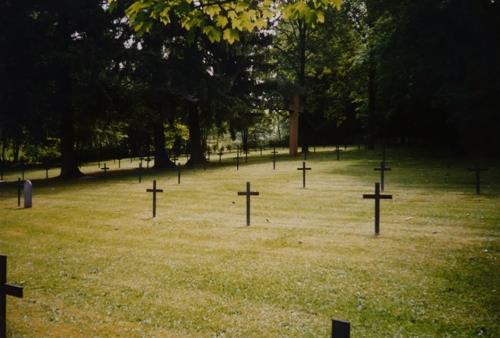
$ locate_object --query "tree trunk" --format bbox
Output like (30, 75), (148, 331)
(153, 117), (175, 169)
(367, 49), (376, 150)
(59, 110), (83, 178)
(289, 94), (300, 155)
(186, 103), (205, 166)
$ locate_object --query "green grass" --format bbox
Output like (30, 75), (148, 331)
(1, 147), (499, 337)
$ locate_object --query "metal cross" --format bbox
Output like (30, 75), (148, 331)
(363, 182), (392, 235)
(101, 163), (110, 175)
(297, 161), (312, 188)
(234, 151), (240, 170)
(468, 163), (488, 194)
(1, 255), (24, 338)
(146, 180), (163, 217)
(271, 147), (278, 170)
(374, 161), (392, 192)
(177, 163), (181, 184)
(237, 182), (259, 226)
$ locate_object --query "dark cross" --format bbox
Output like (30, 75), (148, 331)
(145, 157), (152, 168)
(1, 255), (24, 338)
(138, 163), (143, 183)
(468, 163), (488, 194)
(374, 161), (391, 192)
(297, 161), (312, 188)
(336, 145), (341, 161)
(146, 180), (163, 217)
(177, 163), (181, 184)
(271, 147), (278, 170)
(331, 319), (350, 338)
(234, 151), (240, 170)
(17, 178), (21, 207)
(237, 182), (259, 226)
(218, 150), (224, 163)
(363, 182), (392, 235)
(101, 163), (110, 175)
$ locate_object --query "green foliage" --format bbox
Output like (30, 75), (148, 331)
(111, 0), (342, 43)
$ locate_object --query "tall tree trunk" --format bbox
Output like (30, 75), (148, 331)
(153, 115), (175, 169)
(186, 103), (205, 165)
(59, 109), (83, 178)
(367, 49), (376, 150)
(289, 94), (300, 155)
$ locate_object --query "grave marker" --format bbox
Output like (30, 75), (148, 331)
(237, 182), (259, 226)
(177, 163), (181, 184)
(363, 182), (392, 235)
(271, 147), (278, 170)
(297, 162), (312, 188)
(0, 255), (24, 338)
(24, 180), (32, 208)
(218, 150), (224, 163)
(146, 180), (163, 217)
(374, 161), (391, 192)
(101, 163), (110, 175)
(17, 178), (21, 207)
(331, 319), (350, 338)
(468, 163), (488, 194)
(234, 151), (240, 170)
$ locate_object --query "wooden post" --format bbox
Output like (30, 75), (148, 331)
(1, 255), (24, 338)
(331, 319), (350, 338)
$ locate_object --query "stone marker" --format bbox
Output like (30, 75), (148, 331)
(177, 163), (181, 184)
(374, 161), (391, 192)
(297, 162), (312, 188)
(363, 182), (392, 235)
(0, 255), (24, 338)
(331, 319), (350, 338)
(468, 163), (488, 194)
(271, 147), (278, 170)
(237, 182), (259, 226)
(17, 178), (21, 207)
(101, 163), (110, 175)
(146, 180), (163, 218)
(23, 180), (32, 208)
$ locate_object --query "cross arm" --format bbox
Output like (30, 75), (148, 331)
(380, 195), (392, 199)
(3, 284), (23, 298)
(363, 194), (375, 199)
(146, 189), (164, 193)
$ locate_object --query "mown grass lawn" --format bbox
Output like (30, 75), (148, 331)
(1, 147), (499, 337)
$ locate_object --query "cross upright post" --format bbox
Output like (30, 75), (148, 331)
(234, 151), (240, 170)
(237, 182), (259, 226)
(374, 161), (392, 192)
(177, 163), (181, 184)
(146, 180), (163, 217)
(468, 163), (488, 194)
(331, 319), (350, 338)
(1, 255), (24, 338)
(17, 178), (21, 207)
(101, 163), (110, 175)
(363, 182), (392, 235)
(271, 147), (278, 170)
(297, 161), (312, 188)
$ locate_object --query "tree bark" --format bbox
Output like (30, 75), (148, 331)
(186, 103), (206, 166)
(153, 119), (175, 169)
(367, 48), (377, 150)
(59, 109), (83, 178)
(289, 94), (300, 156)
